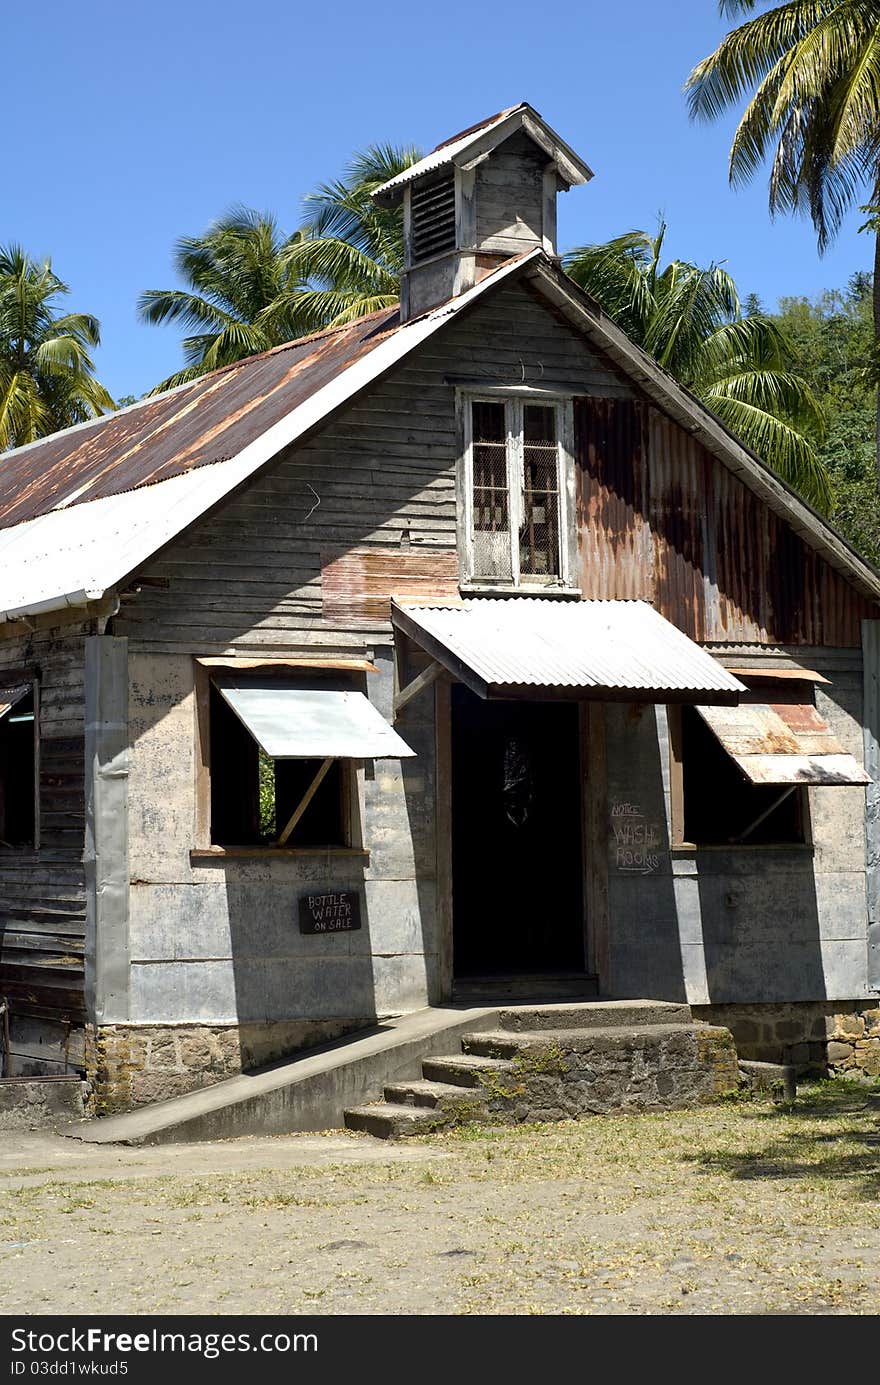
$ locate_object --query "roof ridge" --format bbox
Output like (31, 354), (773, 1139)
(431, 105), (524, 153)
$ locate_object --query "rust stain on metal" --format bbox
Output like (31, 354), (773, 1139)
(322, 547), (459, 623)
(576, 398), (874, 646)
(0, 308), (400, 530)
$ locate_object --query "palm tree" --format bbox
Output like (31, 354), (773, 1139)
(272, 144), (421, 331)
(138, 208), (311, 391)
(565, 221), (830, 509)
(684, 0), (880, 475)
(0, 246), (114, 450)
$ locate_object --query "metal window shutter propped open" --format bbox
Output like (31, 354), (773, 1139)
(214, 682), (415, 760)
(695, 702), (871, 785)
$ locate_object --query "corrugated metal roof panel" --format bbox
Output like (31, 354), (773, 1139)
(0, 308), (401, 530)
(392, 598), (746, 701)
(696, 702), (870, 785)
(0, 254), (542, 622)
(215, 684), (415, 759)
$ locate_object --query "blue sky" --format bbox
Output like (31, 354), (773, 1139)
(8, 0), (874, 400)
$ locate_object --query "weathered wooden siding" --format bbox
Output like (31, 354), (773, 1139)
(0, 627), (86, 1023)
(576, 399), (875, 646)
(474, 131), (546, 254)
(116, 282), (630, 649)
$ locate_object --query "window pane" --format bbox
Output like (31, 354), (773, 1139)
(471, 401), (512, 580)
(520, 404), (560, 578)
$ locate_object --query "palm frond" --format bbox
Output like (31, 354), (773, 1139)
(703, 388), (832, 508)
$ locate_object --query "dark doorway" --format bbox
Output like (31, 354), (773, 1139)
(451, 686), (584, 977)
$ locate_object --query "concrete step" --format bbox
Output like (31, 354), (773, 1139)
(453, 973), (599, 1003)
(498, 999), (693, 1032)
(344, 1103), (443, 1139)
(465, 1024), (704, 1058)
(65, 1005), (501, 1146)
(421, 1054), (517, 1087)
(384, 1079), (484, 1108)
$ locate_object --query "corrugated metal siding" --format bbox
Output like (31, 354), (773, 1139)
(576, 401), (875, 647)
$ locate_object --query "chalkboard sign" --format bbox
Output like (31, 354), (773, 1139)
(299, 890), (362, 934)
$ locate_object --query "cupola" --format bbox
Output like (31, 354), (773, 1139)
(372, 103), (592, 321)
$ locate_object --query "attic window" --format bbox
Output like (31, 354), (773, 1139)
(460, 394), (576, 589)
(410, 176), (456, 261)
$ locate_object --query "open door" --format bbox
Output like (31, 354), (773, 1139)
(451, 685), (584, 977)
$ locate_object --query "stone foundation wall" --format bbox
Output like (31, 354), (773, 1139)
(692, 1002), (880, 1077)
(85, 1019), (371, 1115)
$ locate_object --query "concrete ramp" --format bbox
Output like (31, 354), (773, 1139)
(65, 1006), (499, 1146)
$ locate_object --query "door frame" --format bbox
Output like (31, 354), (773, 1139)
(435, 679), (598, 995)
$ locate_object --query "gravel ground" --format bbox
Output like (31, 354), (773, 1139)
(1, 1078), (878, 1316)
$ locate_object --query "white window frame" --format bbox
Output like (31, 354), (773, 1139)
(457, 387), (578, 592)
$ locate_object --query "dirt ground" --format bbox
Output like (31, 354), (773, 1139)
(1, 1078), (879, 1316)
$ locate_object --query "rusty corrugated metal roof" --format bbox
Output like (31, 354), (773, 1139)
(0, 307), (400, 530)
(0, 254), (541, 622)
(392, 598), (747, 702)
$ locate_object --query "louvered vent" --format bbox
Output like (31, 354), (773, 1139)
(411, 176), (456, 261)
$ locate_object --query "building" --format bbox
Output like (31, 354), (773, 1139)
(1, 104), (878, 1111)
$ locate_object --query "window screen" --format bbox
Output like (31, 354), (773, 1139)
(471, 401), (512, 580)
(520, 404), (560, 578)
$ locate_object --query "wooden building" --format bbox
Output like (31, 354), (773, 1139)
(1, 104), (878, 1108)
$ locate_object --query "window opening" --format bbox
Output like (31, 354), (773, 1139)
(0, 688), (36, 849)
(209, 684), (346, 848)
(680, 705), (805, 846)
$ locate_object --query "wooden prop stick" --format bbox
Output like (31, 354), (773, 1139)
(277, 757), (334, 846)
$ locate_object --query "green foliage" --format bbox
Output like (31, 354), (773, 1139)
(138, 208), (313, 392)
(686, 1), (880, 253)
(276, 144), (422, 330)
(258, 749), (275, 841)
(565, 222), (831, 509)
(770, 272), (880, 561)
(0, 245), (114, 449)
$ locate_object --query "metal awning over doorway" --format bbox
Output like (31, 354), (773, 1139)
(391, 598), (746, 704)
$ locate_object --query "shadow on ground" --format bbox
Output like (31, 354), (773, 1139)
(688, 1078), (880, 1200)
